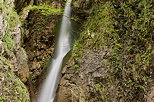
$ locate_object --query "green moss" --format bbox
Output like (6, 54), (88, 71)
(1, 0), (20, 50)
(3, 7), (21, 30)
(95, 83), (103, 88)
(73, 0), (154, 101)
(25, 5), (62, 16)
(2, 34), (14, 49)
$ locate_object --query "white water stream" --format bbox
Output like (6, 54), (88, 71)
(37, 0), (72, 102)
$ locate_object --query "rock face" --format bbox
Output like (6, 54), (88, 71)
(0, 0), (30, 101)
(57, 0), (154, 102)
(57, 49), (108, 102)
(24, 11), (57, 88)
(23, 0), (64, 93)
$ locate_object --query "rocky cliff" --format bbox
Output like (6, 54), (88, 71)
(0, 0), (30, 101)
(57, 0), (154, 102)
(0, 0), (153, 102)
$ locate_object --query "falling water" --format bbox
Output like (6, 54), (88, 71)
(37, 0), (72, 102)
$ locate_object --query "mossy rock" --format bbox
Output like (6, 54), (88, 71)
(0, 57), (30, 102)
(66, 0), (154, 101)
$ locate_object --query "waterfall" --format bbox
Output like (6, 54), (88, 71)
(37, 0), (72, 102)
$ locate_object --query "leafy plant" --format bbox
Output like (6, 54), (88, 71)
(26, 5), (62, 15)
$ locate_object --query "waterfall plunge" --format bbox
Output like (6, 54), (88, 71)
(37, 0), (72, 102)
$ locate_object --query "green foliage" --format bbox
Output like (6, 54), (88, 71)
(0, 96), (4, 102)
(72, 39), (84, 68)
(95, 83), (103, 88)
(2, 34), (14, 49)
(2, 5), (21, 30)
(8, 10), (20, 29)
(0, 56), (11, 67)
(26, 5), (62, 15)
(1, 4), (19, 50)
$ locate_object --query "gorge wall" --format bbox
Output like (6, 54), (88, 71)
(57, 0), (154, 102)
(0, 0), (153, 102)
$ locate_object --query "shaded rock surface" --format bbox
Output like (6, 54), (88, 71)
(23, 2), (65, 98)
(24, 11), (57, 88)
